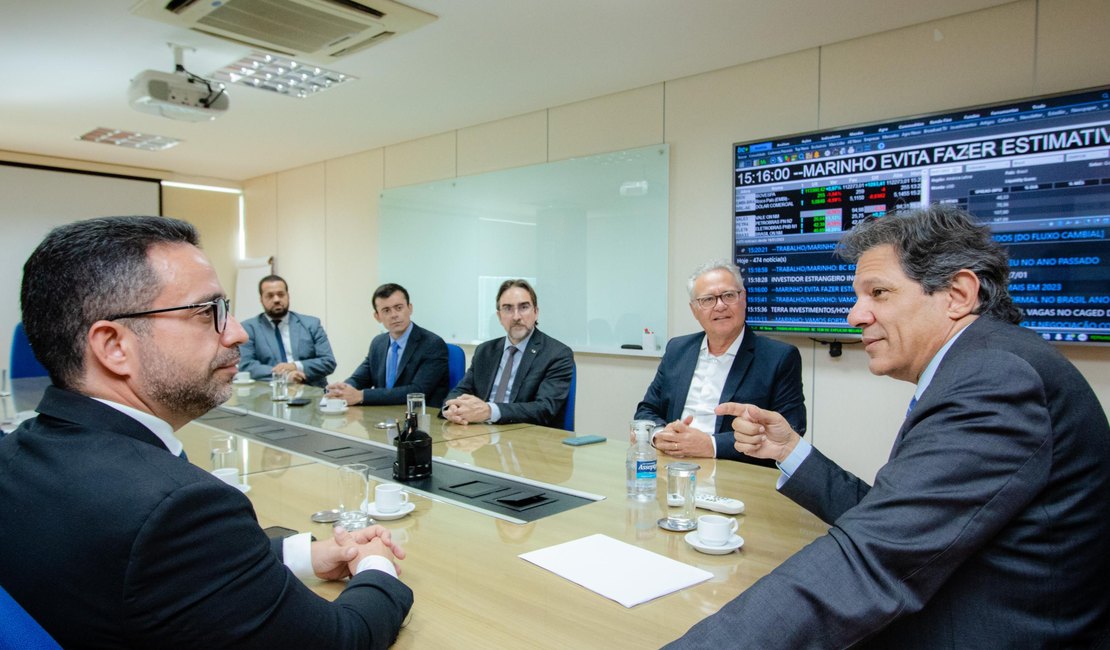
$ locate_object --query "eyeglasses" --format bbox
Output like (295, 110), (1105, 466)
(498, 302), (534, 315)
(691, 290), (744, 310)
(108, 297), (231, 333)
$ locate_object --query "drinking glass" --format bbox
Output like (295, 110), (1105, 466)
(210, 434), (238, 471)
(270, 370), (289, 401)
(337, 463), (370, 531)
(659, 461), (699, 531)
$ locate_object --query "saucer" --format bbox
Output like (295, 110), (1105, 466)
(232, 379), (254, 386)
(685, 531), (743, 555)
(236, 483), (252, 494)
(366, 501), (415, 520)
(319, 405), (348, 415)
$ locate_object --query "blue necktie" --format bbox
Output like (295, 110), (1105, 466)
(907, 396), (918, 417)
(178, 449), (189, 462)
(273, 319), (288, 363)
(386, 341), (400, 388)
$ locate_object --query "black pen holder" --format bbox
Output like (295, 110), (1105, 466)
(393, 430), (432, 481)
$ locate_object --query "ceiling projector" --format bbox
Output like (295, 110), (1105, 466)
(129, 69), (229, 122)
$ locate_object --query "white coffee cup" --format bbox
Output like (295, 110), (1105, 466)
(697, 514), (738, 546)
(324, 397), (345, 411)
(212, 467), (240, 487)
(375, 483), (409, 514)
(234, 371), (251, 383)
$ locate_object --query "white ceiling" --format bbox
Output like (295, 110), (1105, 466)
(1, 0), (1013, 182)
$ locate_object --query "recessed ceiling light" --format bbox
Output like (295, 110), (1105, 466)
(78, 127), (181, 151)
(211, 52), (355, 98)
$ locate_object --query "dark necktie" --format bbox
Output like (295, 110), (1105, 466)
(386, 340), (400, 388)
(273, 319), (288, 363)
(493, 346), (518, 403)
(178, 449), (189, 462)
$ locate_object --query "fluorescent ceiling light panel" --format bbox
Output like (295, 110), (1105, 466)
(78, 127), (181, 151)
(211, 52), (355, 98)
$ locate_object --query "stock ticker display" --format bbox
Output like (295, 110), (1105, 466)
(733, 86), (1110, 344)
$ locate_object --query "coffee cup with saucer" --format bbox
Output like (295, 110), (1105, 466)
(685, 514), (743, 554)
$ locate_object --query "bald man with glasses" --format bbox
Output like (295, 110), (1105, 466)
(634, 260), (806, 466)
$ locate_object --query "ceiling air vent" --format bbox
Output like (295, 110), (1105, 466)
(131, 0), (436, 62)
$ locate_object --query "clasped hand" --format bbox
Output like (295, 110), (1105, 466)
(311, 525), (405, 580)
(442, 394), (491, 425)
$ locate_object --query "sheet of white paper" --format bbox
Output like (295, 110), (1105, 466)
(519, 533), (712, 608)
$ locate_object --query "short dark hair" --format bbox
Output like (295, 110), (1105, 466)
(496, 279), (538, 309)
(20, 216), (201, 390)
(835, 204), (1021, 324)
(372, 283), (410, 311)
(258, 275), (287, 294)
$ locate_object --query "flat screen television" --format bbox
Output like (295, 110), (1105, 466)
(733, 85), (1110, 345)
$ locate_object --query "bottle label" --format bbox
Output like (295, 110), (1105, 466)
(635, 459), (656, 479)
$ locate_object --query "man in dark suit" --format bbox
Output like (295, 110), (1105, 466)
(239, 274), (336, 387)
(635, 260), (805, 466)
(443, 279), (574, 428)
(0, 216), (412, 648)
(327, 283), (449, 407)
(668, 205), (1110, 648)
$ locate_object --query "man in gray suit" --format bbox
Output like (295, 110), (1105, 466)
(239, 275), (336, 387)
(443, 279), (574, 428)
(668, 205), (1110, 648)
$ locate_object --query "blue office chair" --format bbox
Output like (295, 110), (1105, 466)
(562, 365), (577, 432)
(0, 583), (61, 649)
(446, 344), (465, 390)
(11, 322), (49, 379)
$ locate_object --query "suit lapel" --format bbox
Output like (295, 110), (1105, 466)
(670, 334), (702, 421)
(714, 329), (755, 431)
(511, 330), (543, 402)
(396, 325), (420, 379)
(475, 337), (505, 399)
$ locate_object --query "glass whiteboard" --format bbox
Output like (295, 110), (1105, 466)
(380, 144), (668, 352)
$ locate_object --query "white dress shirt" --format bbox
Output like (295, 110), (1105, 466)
(679, 331), (744, 454)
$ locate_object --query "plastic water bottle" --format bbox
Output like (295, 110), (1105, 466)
(626, 421), (657, 500)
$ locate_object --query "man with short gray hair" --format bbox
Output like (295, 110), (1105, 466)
(635, 259), (806, 465)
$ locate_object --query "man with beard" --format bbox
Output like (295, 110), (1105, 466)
(239, 274), (336, 387)
(0, 216), (413, 649)
(442, 279), (574, 428)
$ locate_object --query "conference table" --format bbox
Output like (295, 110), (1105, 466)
(175, 380), (829, 648)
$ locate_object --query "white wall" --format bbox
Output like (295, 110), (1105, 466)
(244, 0), (1110, 481)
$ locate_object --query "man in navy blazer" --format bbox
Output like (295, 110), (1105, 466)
(635, 260), (805, 466)
(328, 283), (449, 407)
(0, 216), (412, 648)
(239, 274), (336, 387)
(443, 279), (574, 428)
(668, 206), (1110, 648)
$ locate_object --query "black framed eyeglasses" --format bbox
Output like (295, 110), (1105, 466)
(691, 290), (744, 311)
(107, 297), (231, 333)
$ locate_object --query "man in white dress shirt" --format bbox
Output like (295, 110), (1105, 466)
(634, 260), (806, 465)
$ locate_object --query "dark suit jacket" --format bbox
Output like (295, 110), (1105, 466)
(346, 322), (449, 408)
(667, 317), (1110, 648)
(634, 328), (806, 465)
(240, 311), (337, 387)
(445, 328), (574, 428)
(0, 387), (413, 649)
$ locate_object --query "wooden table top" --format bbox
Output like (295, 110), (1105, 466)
(14, 378), (827, 647)
(176, 421), (828, 648)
